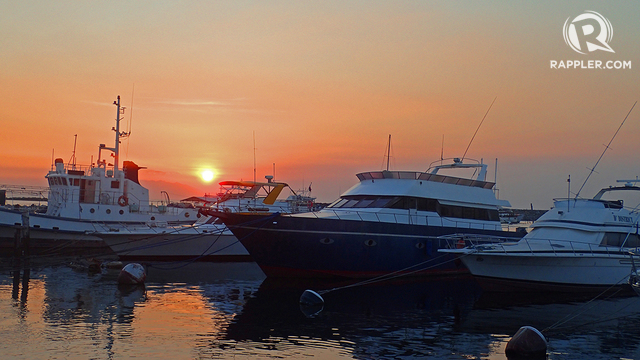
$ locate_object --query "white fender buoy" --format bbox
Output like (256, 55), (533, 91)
(299, 289), (325, 318)
(300, 289), (324, 306)
(505, 326), (547, 359)
(118, 263), (146, 285)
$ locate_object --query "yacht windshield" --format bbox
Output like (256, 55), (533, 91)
(326, 195), (499, 221)
(600, 232), (640, 247)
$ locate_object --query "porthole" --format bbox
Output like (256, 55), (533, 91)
(119, 210), (124, 215)
(106, 209), (111, 214)
(90, 208), (95, 213)
(364, 239), (377, 247)
(185, 212), (190, 218)
(319, 238), (334, 245)
(416, 242), (425, 249)
(151, 216), (156, 221)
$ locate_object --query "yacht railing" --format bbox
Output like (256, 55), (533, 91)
(476, 237), (636, 257)
(301, 209), (505, 232)
(356, 170), (495, 189)
(439, 233), (521, 249)
(218, 204), (294, 213)
(60, 163), (93, 174)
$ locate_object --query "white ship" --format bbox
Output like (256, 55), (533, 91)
(0, 96), (198, 256)
(442, 180), (640, 291)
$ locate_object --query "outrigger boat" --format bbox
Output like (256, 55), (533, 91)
(97, 176), (318, 262)
(0, 96), (198, 256)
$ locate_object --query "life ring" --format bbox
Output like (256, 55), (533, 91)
(118, 195), (129, 207)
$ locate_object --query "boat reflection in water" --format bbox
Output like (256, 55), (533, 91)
(3, 262), (640, 359)
(1, 262), (265, 359)
(225, 275), (489, 358)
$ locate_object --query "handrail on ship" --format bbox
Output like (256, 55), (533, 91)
(355, 171), (495, 189)
(300, 208), (505, 232)
(438, 233), (520, 248)
(475, 237), (629, 258)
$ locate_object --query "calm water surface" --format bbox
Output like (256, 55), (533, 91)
(2, 260), (640, 359)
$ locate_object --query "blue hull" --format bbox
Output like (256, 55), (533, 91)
(216, 212), (521, 278)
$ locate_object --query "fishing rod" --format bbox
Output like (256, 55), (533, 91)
(574, 101), (637, 200)
(461, 96), (497, 161)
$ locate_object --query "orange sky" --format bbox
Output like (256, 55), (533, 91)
(1, 2), (639, 208)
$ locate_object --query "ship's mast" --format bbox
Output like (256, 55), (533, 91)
(110, 95), (131, 174)
(113, 96), (121, 173)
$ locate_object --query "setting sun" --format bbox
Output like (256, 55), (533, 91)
(201, 170), (214, 182)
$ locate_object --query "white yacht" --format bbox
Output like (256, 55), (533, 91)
(214, 158), (523, 278)
(0, 96), (198, 256)
(441, 181), (640, 291)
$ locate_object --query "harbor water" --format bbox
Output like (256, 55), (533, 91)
(2, 260), (640, 359)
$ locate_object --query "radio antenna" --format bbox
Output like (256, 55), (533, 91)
(69, 134), (78, 169)
(386, 134), (391, 171)
(462, 96), (497, 161)
(128, 84), (134, 135)
(440, 135), (444, 164)
(574, 101), (637, 199)
(125, 84), (134, 160)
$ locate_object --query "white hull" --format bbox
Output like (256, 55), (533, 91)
(442, 184), (640, 291)
(1, 207), (108, 255)
(461, 251), (636, 287)
(0, 207), (199, 240)
(0, 206), (199, 256)
(99, 224), (250, 261)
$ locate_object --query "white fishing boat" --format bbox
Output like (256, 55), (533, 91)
(441, 180), (640, 291)
(0, 96), (199, 256)
(97, 177), (318, 261)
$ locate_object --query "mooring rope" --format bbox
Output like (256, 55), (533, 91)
(316, 250), (468, 296)
(542, 273), (635, 334)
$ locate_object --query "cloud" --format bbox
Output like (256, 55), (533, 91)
(153, 98), (247, 107)
(156, 99), (230, 106)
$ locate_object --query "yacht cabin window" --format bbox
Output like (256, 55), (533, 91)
(327, 195), (499, 221)
(600, 232), (640, 247)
